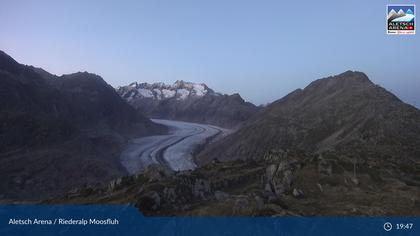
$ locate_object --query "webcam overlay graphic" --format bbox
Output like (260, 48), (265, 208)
(0, 205), (419, 236)
(1, 1), (420, 235)
(387, 4), (416, 34)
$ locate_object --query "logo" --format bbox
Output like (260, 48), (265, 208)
(387, 5), (415, 35)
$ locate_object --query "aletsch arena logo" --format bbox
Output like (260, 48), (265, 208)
(387, 4), (416, 35)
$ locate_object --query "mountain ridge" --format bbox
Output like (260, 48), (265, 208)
(117, 80), (259, 128)
(0, 50), (166, 200)
(198, 70), (420, 165)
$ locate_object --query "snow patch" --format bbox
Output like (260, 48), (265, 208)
(176, 89), (190, 100)
(137, 88), (154, 98)
(129, 82), (138, 87)
(162, 89), (176, 98)
(192, 84), (207, 96)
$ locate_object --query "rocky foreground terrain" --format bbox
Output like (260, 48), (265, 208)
(48, 149), (420, 216)
(49, 71), (420, 216)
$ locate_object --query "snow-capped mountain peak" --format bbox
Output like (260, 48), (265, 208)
(388, 9), (398, 19)
(129, 82), (138, 87)
(117, 80), (218, 101)
(406, 9), (414, 15)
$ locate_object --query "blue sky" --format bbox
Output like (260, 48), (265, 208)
(1, 0), (419, 106)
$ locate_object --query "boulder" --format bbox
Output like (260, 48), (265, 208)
(254, 195), (264, 210)
(192, 179), (211, 199)
(266, 164), (277, 180)
(233, 197), (250, 213)
(292, 188), (304, 199)
(318, 156), (332, 176)
(350, 177), (359, 186)
(163, 187), (176, 203)
(136, 191), (161, 211)
(263, 160), (295, 198)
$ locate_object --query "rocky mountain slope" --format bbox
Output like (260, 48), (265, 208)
(198, 71), (420, 165)
(52, 71), (420, 216)
(0, 50), (166, 200)
(117, 81), (258, 128)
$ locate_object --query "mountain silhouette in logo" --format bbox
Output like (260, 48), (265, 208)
(387, 9), (398, 20)
(388, 8), (415, 23)
(406, 9), (414, 15)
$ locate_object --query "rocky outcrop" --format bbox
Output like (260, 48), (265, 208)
(261, 150), (299, 197)
(263, 162), (294, 197)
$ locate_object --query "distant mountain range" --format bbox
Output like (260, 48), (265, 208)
(117, 81), (259, 128)
(0, 50), (166, 200)
(120, 81), (217, 100)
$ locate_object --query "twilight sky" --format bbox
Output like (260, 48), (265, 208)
(1, 0), (419, 106)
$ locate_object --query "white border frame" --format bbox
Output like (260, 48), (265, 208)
(386, 4), (416, 35)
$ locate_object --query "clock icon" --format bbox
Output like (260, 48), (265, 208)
(384, 222), (393, 231)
